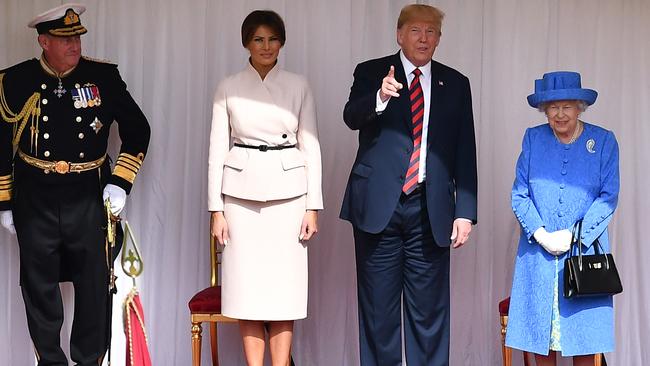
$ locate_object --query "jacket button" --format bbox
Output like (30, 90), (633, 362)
(78, 133), (85, 139)
(41, 84), (47, 90)
(79, 152), (85, 158)
(42, 99), (48, 105)
(44, 151), (50, 157)
(43, 133), (50, 139)
(76, 116), (82, 122)
(282, 134), (288, 138)
(42, 116), (49, 122)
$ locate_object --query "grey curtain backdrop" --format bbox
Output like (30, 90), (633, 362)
(1, 0), (648, 365)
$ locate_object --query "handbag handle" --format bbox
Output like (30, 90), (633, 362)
(569, 220), (610, 271)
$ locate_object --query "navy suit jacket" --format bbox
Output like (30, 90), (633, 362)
(340, 52), (478, 246)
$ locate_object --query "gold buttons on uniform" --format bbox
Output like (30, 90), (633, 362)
(41, 84), (47, 90)
(75, 83), (80, 88)
(42, 99), (48, 105)
(44, 151), (51, 157)
(76, 116), (82, 122)
(79, 152), (85, 158)
(78, 133), (85, 139)
(42, 116), (49, 122)
(43, 133), (50, 139)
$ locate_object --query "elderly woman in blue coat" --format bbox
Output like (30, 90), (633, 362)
(505, 71), (619, 366)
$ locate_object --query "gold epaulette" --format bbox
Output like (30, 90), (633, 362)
(0, 73), (41, 146)
(82, 56), (117, 65)
(113, 152), (145, 184)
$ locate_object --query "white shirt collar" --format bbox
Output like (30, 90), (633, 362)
(399, 50), (431, 82)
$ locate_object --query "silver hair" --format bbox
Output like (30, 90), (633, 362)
(538, 100), (588, 113)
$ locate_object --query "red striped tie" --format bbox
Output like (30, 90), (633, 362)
(403, 68), (424, 194)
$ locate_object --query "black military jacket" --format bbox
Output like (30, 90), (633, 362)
(0, 56), (151, 210)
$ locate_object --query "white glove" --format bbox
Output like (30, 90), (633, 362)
(1, 210), (16, 235)
(534, 227), (571, 256)
(102, 184), (127, 216)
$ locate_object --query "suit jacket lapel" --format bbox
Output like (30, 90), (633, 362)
(390, 52), (413, 132)
(427, 61), (442, 145)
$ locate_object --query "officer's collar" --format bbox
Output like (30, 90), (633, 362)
(39, 53), (78, 78)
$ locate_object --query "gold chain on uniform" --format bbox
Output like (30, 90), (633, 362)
(0, 73), (42, 146)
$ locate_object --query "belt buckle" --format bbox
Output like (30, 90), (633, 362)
(258, 145), (269, 152)
(54, 161), (70, 174)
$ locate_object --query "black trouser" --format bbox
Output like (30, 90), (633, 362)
(12, 174), (108, 366)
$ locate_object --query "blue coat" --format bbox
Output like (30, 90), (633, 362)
(505, 122), (619, 356)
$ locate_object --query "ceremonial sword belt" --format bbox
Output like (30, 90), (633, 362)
(234, 143), (296, 152)
(18, 149), (106, 174)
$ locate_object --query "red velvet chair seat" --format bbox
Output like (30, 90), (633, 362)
(499, 296), (511, 316)
(189, 286), (222, 313)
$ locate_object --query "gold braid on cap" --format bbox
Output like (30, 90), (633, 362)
(0, 73), (41, 146)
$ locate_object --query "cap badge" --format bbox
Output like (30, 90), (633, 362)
(64, 9), (80, 25)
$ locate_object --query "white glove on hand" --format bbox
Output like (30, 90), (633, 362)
(102, 184), (127, 216)
(1, 210), (16, 235)
(534, 227), (571, 256)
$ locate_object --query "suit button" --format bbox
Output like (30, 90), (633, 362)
(76, 116), (82, 123)
(42, 99), (48, 105)
(75, 83), (80, 88)
(42, 116), (49, 122)
(44, 151), (50, 157)
(559, 183), (565, 189)
(558, 211), (564, 217)
(41, 84), (47, 90)
(79, 152), (85, 158)
(78, 133), (85, 139)
(282, 134), (287, 139)
(561, 169), (567, 175)
(43, 133), (50, 139)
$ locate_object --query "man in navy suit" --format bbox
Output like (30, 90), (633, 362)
(340, 4), (477, 365)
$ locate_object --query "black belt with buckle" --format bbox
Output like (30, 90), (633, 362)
(234, 143), (296, 152)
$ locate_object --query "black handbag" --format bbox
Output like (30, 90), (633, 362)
(563, 220), (623, 298)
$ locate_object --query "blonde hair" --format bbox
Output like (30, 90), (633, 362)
(397, 4), (444, 33)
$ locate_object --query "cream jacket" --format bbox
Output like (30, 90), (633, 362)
(208, 63), (323, 211)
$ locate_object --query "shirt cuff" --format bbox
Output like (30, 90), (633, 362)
(375, 90), (389, 114)
(455, 218), (473, 224)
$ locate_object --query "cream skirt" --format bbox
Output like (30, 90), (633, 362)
(221, 194), (308, 320)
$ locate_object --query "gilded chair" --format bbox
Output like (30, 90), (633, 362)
(189, 232), (237, 366)
(499, 297), (603, 366)
(188, 226), (295, 366)
(499, 297), (531, 366)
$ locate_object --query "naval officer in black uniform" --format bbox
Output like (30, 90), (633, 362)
(0, 4), (150, 365)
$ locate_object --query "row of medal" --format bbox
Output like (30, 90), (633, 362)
(70, 84), (102, 109)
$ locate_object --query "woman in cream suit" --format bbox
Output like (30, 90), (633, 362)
(208, 10), (322, 366)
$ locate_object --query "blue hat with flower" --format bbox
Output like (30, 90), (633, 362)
(527, 71), (597, 108)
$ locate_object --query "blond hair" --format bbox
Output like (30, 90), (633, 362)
(397, 4), (444, 33)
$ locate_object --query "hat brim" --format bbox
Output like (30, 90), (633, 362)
(527, 88), (597, 108)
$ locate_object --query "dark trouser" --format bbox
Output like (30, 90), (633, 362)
(354, 187), (450, 366)
(12, 175), (108, 366)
